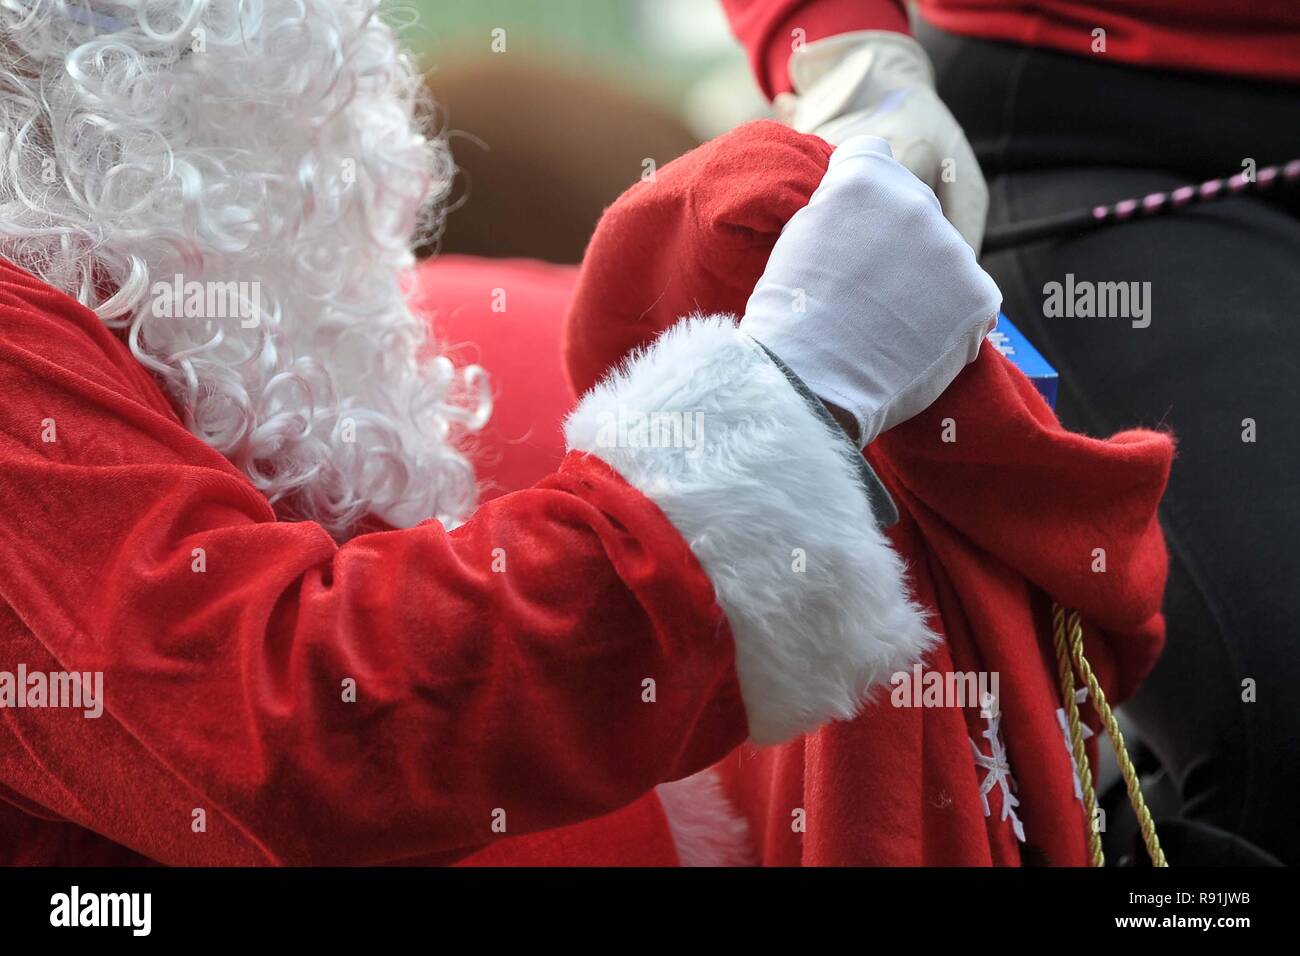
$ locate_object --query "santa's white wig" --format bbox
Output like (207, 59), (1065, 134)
(0, 0), (490, 536)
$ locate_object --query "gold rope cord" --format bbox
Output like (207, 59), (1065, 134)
(1051, 603), (1168, 867)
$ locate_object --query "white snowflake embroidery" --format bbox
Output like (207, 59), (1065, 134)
(1055, 686), (1094, 802)
(969, 692), (1026, 842)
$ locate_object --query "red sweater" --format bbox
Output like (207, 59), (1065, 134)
(722, 0), (1300, 94)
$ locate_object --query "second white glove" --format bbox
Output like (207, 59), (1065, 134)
(774, 30), (989, 253)
(739, 136), (1001, 449)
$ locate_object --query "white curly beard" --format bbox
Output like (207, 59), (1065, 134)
(0, 0), (491, 537)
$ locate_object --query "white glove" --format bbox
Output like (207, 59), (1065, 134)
(774, 31), (988, 253)
(739, 136), (1001, 448)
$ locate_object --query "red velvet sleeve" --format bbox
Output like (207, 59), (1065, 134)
(720, 0), (911, 97)
(0, 263), (747, 865)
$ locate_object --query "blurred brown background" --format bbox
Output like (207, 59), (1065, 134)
(408, 0), (768, 263)
(427, 58), (700, 263)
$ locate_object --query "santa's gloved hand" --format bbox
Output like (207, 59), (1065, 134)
(774, 31), (988, 252)
(739, 135), (1001, 449)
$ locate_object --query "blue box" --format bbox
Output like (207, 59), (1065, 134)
(987, 312), (1058, 409)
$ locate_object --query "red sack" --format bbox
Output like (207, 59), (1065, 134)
(564, 120), (1174, 865)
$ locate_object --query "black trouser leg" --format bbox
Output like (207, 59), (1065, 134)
(919, 21), (1300, 863)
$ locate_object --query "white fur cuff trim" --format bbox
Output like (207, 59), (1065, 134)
(656, 769), (756, 867)
(565, 316), (936, 745)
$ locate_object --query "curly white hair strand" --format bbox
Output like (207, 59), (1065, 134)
(0, 0), (491, 537)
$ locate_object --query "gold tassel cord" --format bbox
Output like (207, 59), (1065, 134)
(1052, 603), (1104, 866)
(1051, 602), (1168, 867)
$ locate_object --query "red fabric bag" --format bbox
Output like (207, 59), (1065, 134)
(564, 120), (1174, 865)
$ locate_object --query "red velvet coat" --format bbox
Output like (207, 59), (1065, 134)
(0, 251), (741, 865)
(563, 121), (1174, 865)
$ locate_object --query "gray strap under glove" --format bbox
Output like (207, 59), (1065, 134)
(756, 340), (899, 531)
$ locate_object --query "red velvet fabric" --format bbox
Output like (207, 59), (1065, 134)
(406, 255), (685, 867)
(411, 256), (577, 501)
(564, 121), (1174, 865)
(0, 254), (748, 865)
(562, 122), (835, 400)
(720, 0), (1300, 95)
